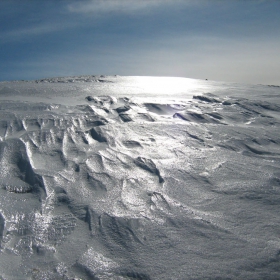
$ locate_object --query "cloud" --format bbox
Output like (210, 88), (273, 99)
(67, 0), (190, 15)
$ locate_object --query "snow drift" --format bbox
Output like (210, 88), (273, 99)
(0, 76), (280, 279)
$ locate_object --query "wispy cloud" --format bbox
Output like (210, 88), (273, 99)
(67, 0), (191, 15)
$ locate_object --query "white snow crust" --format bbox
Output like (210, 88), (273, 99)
(0, 76), (280, 279)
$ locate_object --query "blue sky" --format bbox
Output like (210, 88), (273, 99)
(0, 0), (280, 84)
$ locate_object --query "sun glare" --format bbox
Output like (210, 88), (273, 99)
(116, 76), (210, 99)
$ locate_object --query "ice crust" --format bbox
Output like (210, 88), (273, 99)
(0, 76), (280, 279)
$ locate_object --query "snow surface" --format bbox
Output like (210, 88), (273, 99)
(0, 75), (280, 279)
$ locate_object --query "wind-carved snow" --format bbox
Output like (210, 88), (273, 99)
(0, 76), (280, 279)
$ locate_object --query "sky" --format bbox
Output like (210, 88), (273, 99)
(0, 0), (280, 85)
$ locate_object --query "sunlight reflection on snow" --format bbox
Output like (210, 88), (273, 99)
(107, 76), (212, 100)
(128, 76), (208, 95)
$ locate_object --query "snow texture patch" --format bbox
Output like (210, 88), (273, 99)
(0, 75), (280, 279)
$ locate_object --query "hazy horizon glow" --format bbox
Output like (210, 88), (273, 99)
(0, 0), (280, 85)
